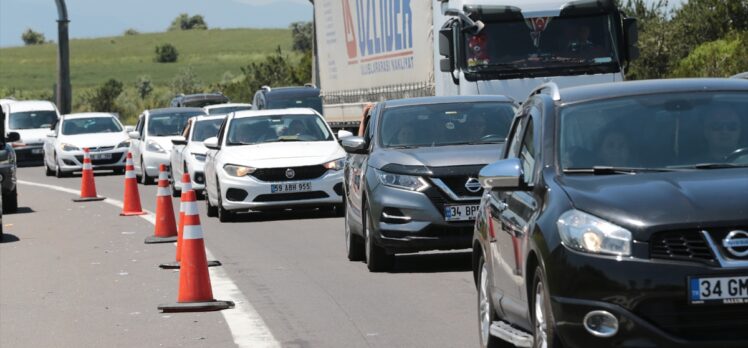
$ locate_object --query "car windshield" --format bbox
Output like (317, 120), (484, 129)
(226, 114), (332, 146)
(465, 14), (618, 75)
(379, 102), (515, 148)
(206, 106), (252, 115)
(147, 111), (203, 136)
(192, 118), (224, 142)
(267, 96), (323, 113)
(62, 117), (122, 135)
(560, 92), (748, 171)
(9, 110), (58, 130)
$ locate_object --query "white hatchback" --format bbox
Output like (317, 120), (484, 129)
(203, 108), (346, 222)
(43, 112), (130, 177)
(169, 114), (226, 196)
(2, 100), (60, 164)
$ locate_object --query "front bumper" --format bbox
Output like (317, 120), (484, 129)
(12, 145), (44, 163)
(142, 152), (170, 177)
(547, 247), (748, 347)
(57, 149), (128, 172)
(187, 159), (207, 191)
(368, 184), (476, 253)
(219, 169), (344, 211)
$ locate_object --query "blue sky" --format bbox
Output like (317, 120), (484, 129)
(0, 0), (313, 47)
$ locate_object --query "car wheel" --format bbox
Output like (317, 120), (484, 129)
(140, 159), (154, 185)
(344, 203), (365, 261)
(364, 202), (394, 272)
(55, 156), (68, 178)
(45, 157), (54, 176)
(2, 187), (18, 214)
(478, 254), (512, 348)
(216, 181), (234, 222)
(532, 266), (562, 348)
(206, 193), (218, 217)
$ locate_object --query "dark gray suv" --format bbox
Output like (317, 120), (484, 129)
(341, 96), (517, 272)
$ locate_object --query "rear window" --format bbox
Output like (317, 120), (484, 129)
(9, 110), (58, 130)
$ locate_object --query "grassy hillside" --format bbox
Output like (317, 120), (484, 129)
(0, 28), (293, 93)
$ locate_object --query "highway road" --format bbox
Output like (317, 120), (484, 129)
(1, 166), (479, 347)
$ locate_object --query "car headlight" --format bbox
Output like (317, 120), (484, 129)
(60, 143), (80, 152)
(192, 153), (207, 162)
(323, 157), (345, 171)
(557, 209), (632, 256)
(374, 169), (429, 192)
(146, 140), (165, 153)
(224, 164), (256, 177)
(117, 140), (131, 148)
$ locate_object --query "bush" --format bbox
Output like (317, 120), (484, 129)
(21, 28), (45, 45)
(168, 13), (208, 31)
(87, 79), (124, 112)
(135, 75), (153, 99)
(290, 21), (313, 52)
(155, 43), (179, 63)
(124, 28), (139, 36)
(671, 32), (748, 77)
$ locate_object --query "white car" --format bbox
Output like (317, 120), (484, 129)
(204, 108), (346, 222)
(2, 100), (60, 164)
(129, 107), (205, 184)
(169, 114), (226, 196)
(203, 103), (252, 116)
(42, 112), (130, 177)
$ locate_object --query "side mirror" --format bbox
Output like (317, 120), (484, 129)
(171, 136), (188, 145)
(203, 137), (220, 150)
(337, 130), (353, 141)
(6, 132), (21, 142)
(124, 125), (135, 133)
(341, 136), (369, 154)
(46, 131), (56, 138)
(623, 17), (640, 61)
(128, 131), (140, 140)
(478, 158), (528, 191)
(438, 22), (455, 73)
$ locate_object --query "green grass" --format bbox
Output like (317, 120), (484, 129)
(0, 28), (293, 93)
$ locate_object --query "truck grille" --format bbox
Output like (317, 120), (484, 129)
(251, 165), (328, 182)
(650, 231), (715, 265)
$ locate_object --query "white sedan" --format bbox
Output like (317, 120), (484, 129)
(204, 108), (346, 222)
(43, 112), (130, 177)
(169, 114), (226, 196)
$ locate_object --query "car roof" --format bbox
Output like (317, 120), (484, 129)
(146, 107), (206, 116)
(193, 114), (227, 122)
(62, 112), (117, 120)
(381, 95), (515, 108)
(7, 100), (58, 112)
(204, 103), (252, 110)
(556, 78), (748, 105)
(232, 108), (319, 119)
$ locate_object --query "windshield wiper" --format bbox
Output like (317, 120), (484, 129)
(275, 138), (302, 142)
(563, 166), (677, 175)
(676, 163), (748, 170)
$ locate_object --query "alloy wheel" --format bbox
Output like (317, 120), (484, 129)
(534, 281), (548, 348)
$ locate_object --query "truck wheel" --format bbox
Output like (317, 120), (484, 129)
(2, 187), (18, 214)
(478, 255), (512, 348)
(532, 266), (562, 348)
(344, 204), (364, 261)
(364, 203), (393, 272)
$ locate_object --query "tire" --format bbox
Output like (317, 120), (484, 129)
(334, 203), (346, 217)
(54, 156), (69, 178)
(45, 159), (54, 176)
(532, 266), (563, 348)
(344, 203), (365, 261)
(206, 193), (218, 217)
(216, 181), (234, 222)
(2, 187), (18, 214)
(364, 202), (394, 272)
(478, 255), (512, 348)
(140, 159), (153, 185)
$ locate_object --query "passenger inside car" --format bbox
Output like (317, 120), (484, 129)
(597, 128), (633, 166)
(700, 106), (743, 162)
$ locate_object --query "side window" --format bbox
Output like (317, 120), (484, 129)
(138, 116), (146, 138)
(519, 118), (536, 185)
(505, 116), (526, 159)
(216, 117), (229, 146)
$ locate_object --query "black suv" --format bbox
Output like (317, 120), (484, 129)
(252, 85), (322, 114)
(0, 106), (20, 236)
(473, 79), (748, 348)
(170, 93), (229, 108)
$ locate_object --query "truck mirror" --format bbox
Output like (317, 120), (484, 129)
(439, 23), (455, 73)
(623, 17), (640, 61)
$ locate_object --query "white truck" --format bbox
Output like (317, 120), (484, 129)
(312, 0), (638, 130)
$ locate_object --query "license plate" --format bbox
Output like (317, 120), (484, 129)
(689, 276), (748, 304)
(32, 148), (43, 154)
(270, 182), (312, 193)
(444, 204), (480, 221)
(91, 153), (112, 160)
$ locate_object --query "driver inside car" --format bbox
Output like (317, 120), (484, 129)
(701, 106), (743, 162)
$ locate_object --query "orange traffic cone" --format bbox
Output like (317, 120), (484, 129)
(157, 189), (233, 313)
(120, 152), (146, 216)
(160, 173), (220, 269)
(73, 148), (106, 202)
(145, 164), (178, 244)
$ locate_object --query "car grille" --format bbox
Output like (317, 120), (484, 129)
(434, 176), (483, 197)
(635, 298), (748, 341)
(75, 153), (124, 165)
(650, 231), (716, 265)
(253, 191), (329, 202)
(422, 185), (479, 220)
(88, 146), (115, 152)
(250, 165), (328, 182)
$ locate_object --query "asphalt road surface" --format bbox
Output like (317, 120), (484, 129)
(1, 166), (479, 347)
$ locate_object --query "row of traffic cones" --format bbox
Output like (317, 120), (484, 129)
(73, 151), (232, 313)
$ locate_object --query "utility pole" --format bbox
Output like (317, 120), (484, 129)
(308, 0), (320, 88)
(54, 0), (71, 114)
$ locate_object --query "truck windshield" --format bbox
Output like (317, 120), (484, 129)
(226, 114), (333, 145)
(62, 117), (123, 135)
(192, 119), (224, 142)
(379, 102), (516, 148)
(9, 111), (58, 130)
(267, 96), (323, 114)
(465, 14), (619, 76)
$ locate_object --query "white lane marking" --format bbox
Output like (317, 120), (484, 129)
(18, 180), (280, 348)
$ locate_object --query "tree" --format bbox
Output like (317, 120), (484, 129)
(155, 43), (179, 63)
(124, 28), (139, 36)
(669, 0), (748, 62)
(619, 0), (676, 80)
(671, 32), (748, 77)
(88, 79), (124, 112)
(290, 21), (313, 52)
(21, 28), (46, 45)
(168, 13), (208, 31)
(135, 75), (154, 99)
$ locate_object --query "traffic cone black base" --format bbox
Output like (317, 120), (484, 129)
(158, 300), (234, 313)
(72, 196), (106, 202)
(159, 260), (222, 269)
(144, 235), (178, 244)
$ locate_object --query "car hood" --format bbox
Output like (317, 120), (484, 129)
(370, 144), (504, 172)
(221, 141), (345, 168)
(14, 128), (49, 145)
(557, 169), (748, 239)
(60, 132), (129, 148)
